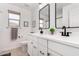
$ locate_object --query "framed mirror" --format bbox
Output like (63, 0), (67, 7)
(55, 3), (71, 29)
(39, 4), (50, 29)
(55, 3), (79, 29)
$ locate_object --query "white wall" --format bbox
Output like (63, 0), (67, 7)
(30, 4), (39, 33)
(50, 3), (55, 28)
(0, 3), (32, 52)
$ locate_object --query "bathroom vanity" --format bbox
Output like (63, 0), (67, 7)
(27, 33), (79, 56)
(26, 3), (79, 56)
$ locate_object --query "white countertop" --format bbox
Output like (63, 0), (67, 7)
(28, 33), (79, 48)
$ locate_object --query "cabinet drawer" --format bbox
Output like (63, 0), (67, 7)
(38, 38), (47, 47)
(29, 35), (38, 42)
(48, 49), (61, 56)
(48, 40), (79, 56)
(32, 44), (38, 56)
(32, 41), (38, 49)
(33, 36), (38, 42)
(27, 39), (38, 56)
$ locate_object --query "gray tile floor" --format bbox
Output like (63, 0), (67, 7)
(10, 47), (28, 56)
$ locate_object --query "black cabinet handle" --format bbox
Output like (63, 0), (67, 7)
(18, 36), (20, 38)
(47, 53), (50, 56)
(40, 51), (44, 55)
(31, 42), (33, 44)
(33, 46), (37, 49)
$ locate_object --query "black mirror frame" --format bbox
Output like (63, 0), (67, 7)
(39, 4), (50, 29)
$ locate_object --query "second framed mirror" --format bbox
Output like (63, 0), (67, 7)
(39, 4), (50, 29)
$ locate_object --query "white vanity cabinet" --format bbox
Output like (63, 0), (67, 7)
(28, 35), (48, 56)
(48, 40), (79, 56)
(28, 34), (79, 56)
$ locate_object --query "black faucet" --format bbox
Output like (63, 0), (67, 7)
(62, 26), (67, 36)
(61, 26), (72, 36)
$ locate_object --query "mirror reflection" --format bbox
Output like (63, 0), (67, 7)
(39, 4), (50, 29)
(56, 3), (71, 28)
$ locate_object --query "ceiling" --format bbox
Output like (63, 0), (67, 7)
(10, 3), (72, 17)
(10, 3), (39, 10)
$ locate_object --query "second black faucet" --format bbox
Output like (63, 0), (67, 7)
(61, 26), (72, 36)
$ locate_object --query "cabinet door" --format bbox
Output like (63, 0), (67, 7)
(38, 43), (47, 56)
(27, 36), (38, 56)
(38, 38), (47, 56)
(38, 38), (47, 47)
(32, 45), (38, 56)
(28, 41), (39, 56)
(48, 40), (79, 56)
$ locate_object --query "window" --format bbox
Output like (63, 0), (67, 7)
(8, 10), (20, 27)
(39, 19), (44, 28)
